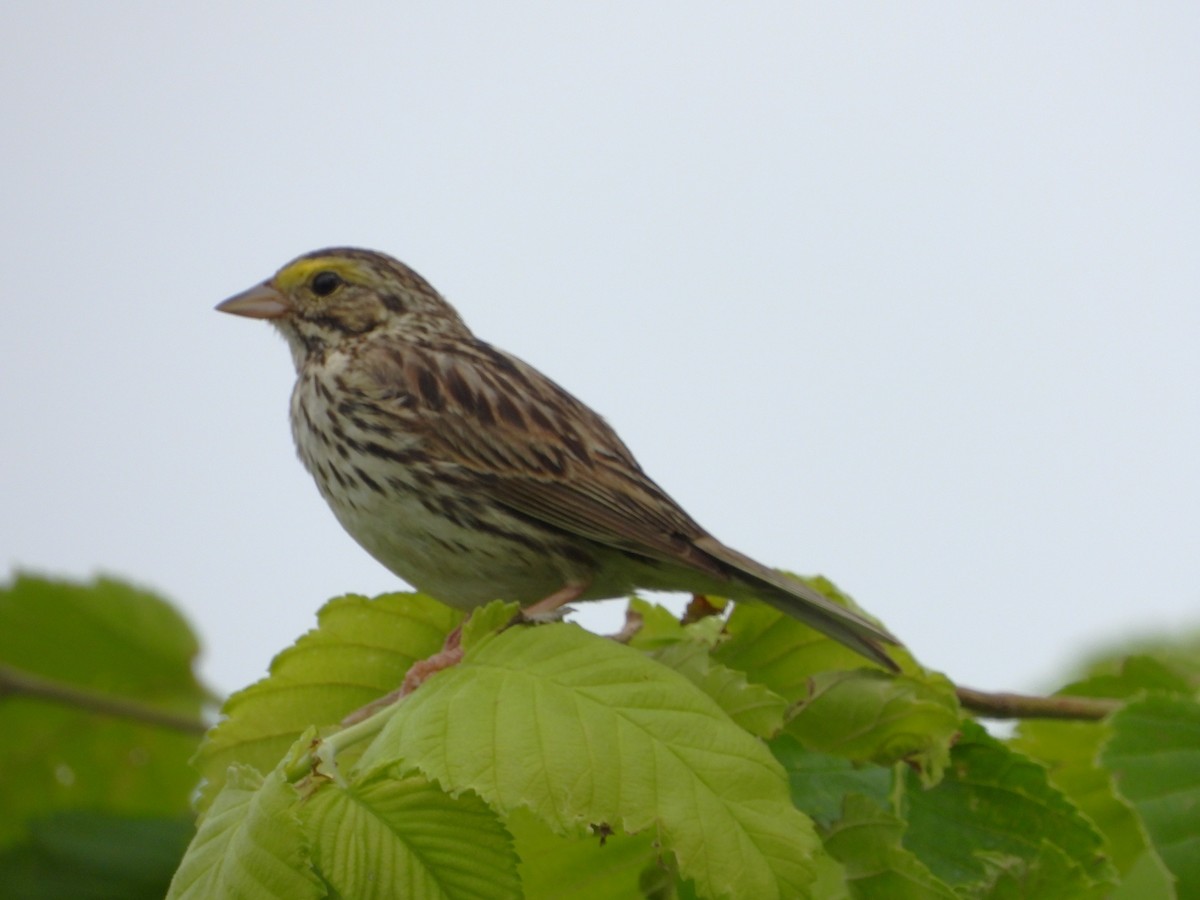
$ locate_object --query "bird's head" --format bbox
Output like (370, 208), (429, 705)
(217, 248), (470, 366)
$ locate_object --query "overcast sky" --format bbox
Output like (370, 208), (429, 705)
(4, 4), (1197, 699)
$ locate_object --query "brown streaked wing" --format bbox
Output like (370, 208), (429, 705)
(370, 340), (728, 578)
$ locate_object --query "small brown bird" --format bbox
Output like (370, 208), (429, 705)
(217, 248), (899, 670)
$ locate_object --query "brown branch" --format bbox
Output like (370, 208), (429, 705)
(0, 664), (210, 735)
(956, 686), (1121, 721)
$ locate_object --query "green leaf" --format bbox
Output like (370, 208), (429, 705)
(0, 811), (192, 900)
(785, 670), (958, 781)
(771, 735), (892, 829)
(0, 575), (207, 847)
(1010, 668), (1161, 875)
(0, 575), (204, 694)
(301, 773), (519, 900)
(625, 597), (726, 652)
(1078, 635), (1200, 689)
(459, 599), (521, 648)
(167, 764), (323, 900)
(971, 841), (1113, 900)
(705, 592), (950, 782)
(357, 622), (820, 900)
(902, 721), (1116, 896)
(649, 641), (788, 738)
(509, 808), (660, 900)
(821, 794), (957, 899)
(624, 597), (694, 650)
(194, 592), (461, 809)
(1109, 850), (1176, 900)
(1011, 716), (1145, 876)
(1073, 655), (1194, 700)
(1102, 693), (1200, 898)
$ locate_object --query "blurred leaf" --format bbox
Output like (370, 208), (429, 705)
(822, 794), (956, 899)
(970, 841), (1112, 900)
(0, 811), (192, 900)
(302, 772), (519, 900)
(1010, 663), (1177, 875)
(903, 721), (1116, 896)
(1102, 693), (1200, 898)
(1078, 635), (1200, 689)
(167, 764), (322, 900)
(357, 621), (821, 900)
(0, 575), (203, 694)
(194, 592), (461, 809)
(1071, 655), (1194, 699)
(1109, 850), (1176, 900)
(0, 575), (206, 846)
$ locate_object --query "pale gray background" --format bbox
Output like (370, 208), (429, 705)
(4, 3), (1197, 698)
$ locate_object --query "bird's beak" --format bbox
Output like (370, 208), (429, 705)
(215, 282), (292, 319)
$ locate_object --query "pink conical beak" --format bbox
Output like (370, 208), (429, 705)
(215, 282), (291, 319)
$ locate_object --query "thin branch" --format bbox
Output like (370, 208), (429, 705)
(956, 686), (1121, 721)
(0, 664), (209, 735)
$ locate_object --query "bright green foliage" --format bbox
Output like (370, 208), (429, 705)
(356, 617), (822, 899)
(0, 575), (208, 898)
(167, 764), (323, 900)
(509, 809), (661, 900)
(7, 574), (1200, 898)
(193, 592), (463, 808)
(785, 669), (958, 781)
(1103, 694), (1200, 898)
(301, 772), (520, 899)
(713, 592), (959, 782)
(648, 641), (789, 738)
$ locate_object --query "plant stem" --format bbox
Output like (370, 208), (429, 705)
(956, 686), (1120, 721)
(0, 663), (209, 735)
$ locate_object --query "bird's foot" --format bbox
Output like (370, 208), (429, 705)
(510, 583), (588, 626)
(340, 624), (465, 725)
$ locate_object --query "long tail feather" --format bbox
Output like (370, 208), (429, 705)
(694, 536), (901, 671)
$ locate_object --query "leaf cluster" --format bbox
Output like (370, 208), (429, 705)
(2, 575), (1198, 898)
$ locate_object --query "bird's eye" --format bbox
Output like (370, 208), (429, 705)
(311, 271), (344, 297)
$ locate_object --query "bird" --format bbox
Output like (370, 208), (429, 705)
(216, 247), (900, 671)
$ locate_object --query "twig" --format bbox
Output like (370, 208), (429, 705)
(0, 663), (209, 735)
(956, 686), (1120, 721)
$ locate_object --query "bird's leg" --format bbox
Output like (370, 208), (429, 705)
(609, 606), (644, 644)
(398, 623), (464, 694)
(342, 583), (589, 726)
(340, 623), (465, 725)
(517, 582), (588, 623)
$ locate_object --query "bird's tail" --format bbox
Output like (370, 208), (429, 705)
(694, 537), (901, 672)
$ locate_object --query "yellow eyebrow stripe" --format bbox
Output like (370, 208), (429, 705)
(274, 257), (363, 292)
